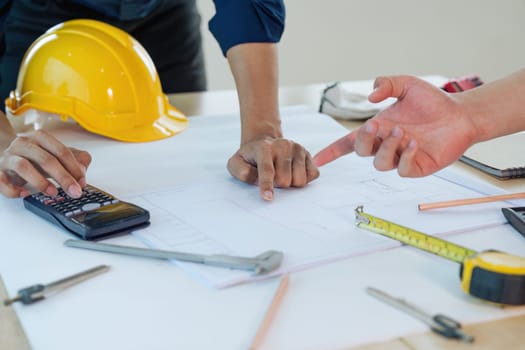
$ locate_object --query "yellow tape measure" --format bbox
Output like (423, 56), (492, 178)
(355, 206), (525, 306)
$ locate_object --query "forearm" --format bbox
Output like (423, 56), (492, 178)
(227, 43), (282, 143)
(461, 68), (525, 142)
(0, 111), (16, 150)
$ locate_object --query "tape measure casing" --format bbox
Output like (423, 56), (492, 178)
(461, 251), (525, 306)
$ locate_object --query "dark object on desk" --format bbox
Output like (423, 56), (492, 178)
(459, 154), (525, 180)
(502, 207), (525, 238)
(23, 184), (150, 240)
(3, 265), (109, 306)
(459, 132), (525, 180)
(366, 287), (474, 343)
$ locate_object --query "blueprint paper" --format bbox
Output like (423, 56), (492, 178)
(3, 105), (525, 350)
(109, 107), (516, 288)
(3, 106), (518, 289)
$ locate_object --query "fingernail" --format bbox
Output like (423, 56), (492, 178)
(373, 77), (383, 90)
(46, 185), (57, 197)
(78, 177), (87, 187)
(392, 127), (402, 138)
(263, 190), (273, 201)
(365, 122), (375, 133)
(68, 184), (82, 198)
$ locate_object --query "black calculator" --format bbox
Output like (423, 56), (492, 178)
(23, 184), (150, 240)
(502, 207), (525, 239)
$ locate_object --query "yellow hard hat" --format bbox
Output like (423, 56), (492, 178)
(5, 19), (188, 142)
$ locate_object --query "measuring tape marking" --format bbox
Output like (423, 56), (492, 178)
(355, 206), (476, 263)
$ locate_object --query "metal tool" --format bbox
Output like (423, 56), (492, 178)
(367, 287), (474, 343)
(64, 239), (283, 275)
(4, 265), (110, 306)
(355, 206), (525, 306)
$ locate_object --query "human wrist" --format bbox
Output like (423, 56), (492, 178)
(453, 92), (489, 144)
(460, 70), (525, 142)
(0, 131), (16, 151)
(455, 81), (514, 144)
(227, 43), (282, 144)
(0, 114), (16, 151)
(241, 117), (283, 144)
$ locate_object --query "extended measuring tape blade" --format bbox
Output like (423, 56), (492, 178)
(354, 206), (525, 306)
(354, 206), (477, 263)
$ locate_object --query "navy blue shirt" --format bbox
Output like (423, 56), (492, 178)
(71, 0), (162, 21)
(208, 0), (285, 55)
(0, 0), (10, 28)
(0, 0), (285, 56)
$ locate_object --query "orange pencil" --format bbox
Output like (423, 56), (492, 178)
(249, 274), (290, 350)
(418, 191), (525, 211)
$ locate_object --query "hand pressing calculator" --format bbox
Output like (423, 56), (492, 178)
(23, 185), (150, 240)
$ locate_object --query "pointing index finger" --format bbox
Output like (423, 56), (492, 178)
(313, 131), (357, 167)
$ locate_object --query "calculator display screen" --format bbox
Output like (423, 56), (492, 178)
(72, 202), (148, 230)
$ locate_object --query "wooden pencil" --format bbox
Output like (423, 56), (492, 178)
(249, 274), (290, 350)
(418, 191), (525, 211)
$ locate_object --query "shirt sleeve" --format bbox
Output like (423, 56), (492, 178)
(209, 0), (285, 56)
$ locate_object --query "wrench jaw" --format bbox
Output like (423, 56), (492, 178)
(205, 250), (284, 275)
(253, 250), (284, 275)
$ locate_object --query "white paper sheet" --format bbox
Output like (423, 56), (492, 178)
(2, 105), (525, 350)
(113, 108), (520, 288)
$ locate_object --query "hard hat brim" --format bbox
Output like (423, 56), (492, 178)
(6, 93), (188, 143)
(100, 104), (188, 143)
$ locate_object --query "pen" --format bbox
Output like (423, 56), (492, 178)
(4, 265), (110, 306)
(366, 287), (474, 343)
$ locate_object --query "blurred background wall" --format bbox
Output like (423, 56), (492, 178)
(197, 0), (525, 90)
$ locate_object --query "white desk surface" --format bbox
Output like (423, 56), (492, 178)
(2, 79), (525, 350)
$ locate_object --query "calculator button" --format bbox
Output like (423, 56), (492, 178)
(82, 203), (101, 211)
